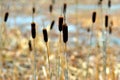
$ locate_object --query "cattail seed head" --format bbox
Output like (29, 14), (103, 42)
(108, 0), (111, 8)
(92, 11), (96, 23)
(43, 28), (48, 42)
(31, 22), (36, 39)
(98, 0), (102, 5)
(105, 15), (108, 28)
(109, 26), (112, 34)
(49, 4), (53, 13)
(62, 23), (68, 43)
(58, 16), (63, 32)
(87, 28), (90, 32)
(50, 20), (55, 30)
(52, 0), (55, 4)
(32, 7), (35, 14)
(63, 3), (67, 14)
(28, 40), (32, 51)
(4, 12), (9, 22)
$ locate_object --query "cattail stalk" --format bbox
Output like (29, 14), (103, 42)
(102, 15), (109, 80)
(62, 23), (69, 80)
(86, 11), (96, 79)
(31, 22), (36, 80)
(43, 29), (51, 79)
(56, 16), (63, 79)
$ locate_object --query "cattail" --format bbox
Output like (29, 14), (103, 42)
(109, 26), (112, 34)
(58, 16), (63, 31)
(98, 0), (103, 5)
(43, 28), (48, 42)
(28, 40), (32, 51)
(62, 23), (68, 43)
(49, 4), (53, 13)
(31, 22), (36, 39)
(4, 12), (9, 22)
(105, 15), (108, 28)
(87, 27), (90, 32)
(52, 0), (55, 4)
(32, 7), (35, 14)
(108, 0), (111, 8)
(92, 11), (96, 23)
(50, 20), (55, 30)
(63, 3), (67, 14)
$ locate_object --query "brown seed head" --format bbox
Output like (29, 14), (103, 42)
(62, 23), (68, 43)
(92, 11), (96, 23)
(63, 3), (67, 14)
(31, 22), (36, 39)
(108, 0), (111, 8)
(32, 7), (35, 14)
(4, 12), (9, 22)
(28, 40), (32, 51)
(50, 20), (55, 30)
(105, 15), (108, 28)
(58, 16), (63, 32)
(49, 4), (53, 13)
(43, 28), (48, 42)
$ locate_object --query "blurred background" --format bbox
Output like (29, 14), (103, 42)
(0, 0), (120, 80)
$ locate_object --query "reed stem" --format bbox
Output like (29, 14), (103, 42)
(46, 42), (51, 79)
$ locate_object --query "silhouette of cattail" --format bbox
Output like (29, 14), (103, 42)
(43, 28), (48, 42)
(105, 15), (108, 28)
(28, 40), (32, 51)
(4, 12), (9, 22)
(50, 20), (55, 30)
(109, 26), (112, 34)
(32, 7), (35, 14)
(31, 22), (36, 39)
(98, 0), (103, 5)
(52, 0), (55, 4)
(92, 11), (96, 23)
(49, 4), (53, 13)
(62, 23), (68, 43)
(87, 27), (90, 32)
(63, 3), (67, 14)
(58, 16), (63, 32)
(108, 0), (111, 8)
